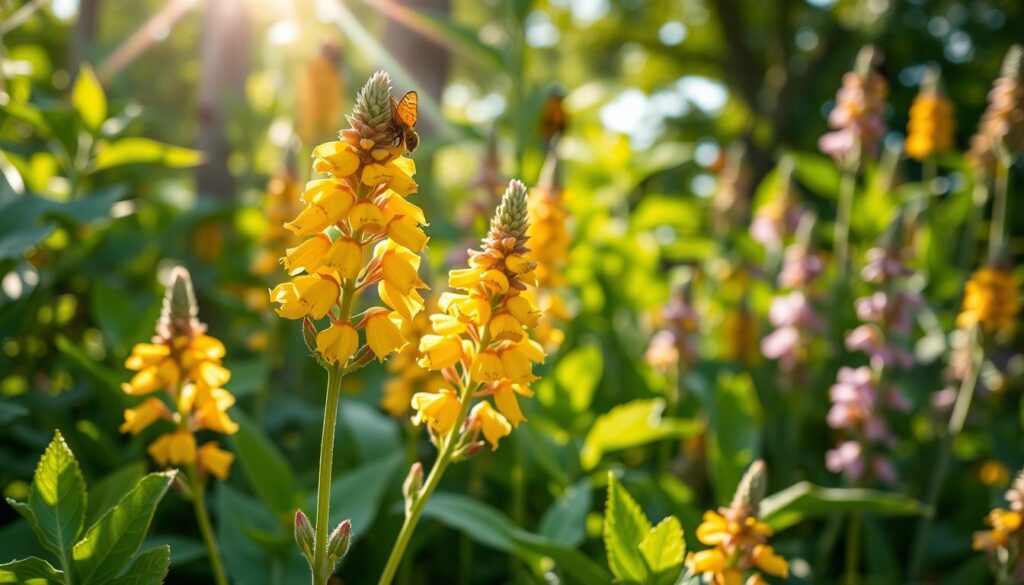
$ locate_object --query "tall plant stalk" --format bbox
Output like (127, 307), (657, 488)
(187, 465), (229, 585)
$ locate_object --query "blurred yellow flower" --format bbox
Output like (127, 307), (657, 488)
(958, 265), (1019, 337)
(197, 442), (235, 481)
(905, 72), (955, 161)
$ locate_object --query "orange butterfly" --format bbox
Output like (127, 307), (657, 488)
(390, 91), (420, 153)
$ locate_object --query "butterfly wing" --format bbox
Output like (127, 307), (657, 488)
(395, 91), (418, 127)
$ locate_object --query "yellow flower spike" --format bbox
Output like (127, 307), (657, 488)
(499, 346), (538, 384)
(752, 545), (789, 577)
(285, 185), (356, 236)
(504, 253), (534, 274)
(448, 266), (486, 290)
(195, 400), (239, 435)
(386, 215), (429, 252)
(125, 343), (170, 370)
(469, 401), (511, 450)
(271, 274), (340, 319)
(301, 178), (345, 205)
(381, 193), (426, 224)
(196, 360), (231, 389)
(189, 335), (226, 361)
(312, 141), (360, 177)
(148, 429), (197, 467)
(470, 350), (505, 383)
(441, 293), (491, 326)
(480, 269), (509, 294)
(429, 313), (467, 336)
(119, 397), (172, 435)
(365, 309), (407, 359)
(417, 334), (463, 370)
(379, 252), (425, 294)
(122, 367), (166, 395)
(348, 200), (386, 233)
(504, 295), (541, 329)
(197, 442), (235, 481)
(379, 280), (426, 321)
(688, 549), (728, 573)
(362, 160), (417, 195)
(411, 388), (461, 434)
(488, 312), (525, 341)
(316, 321), (359, 365)
(283, 234), (331, 275)
(321, 237), (364, 280)
(696, 510), (730, 545)
(492, 381), (527, 428)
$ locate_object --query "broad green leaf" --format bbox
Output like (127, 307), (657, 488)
(28, 431), (87, 562)
(0, 225), (55, 261)
(108, 546), (169, 585)
(703, 371), (761, 504)
(339, 401), (401, 461)
(554, 344), (604, 413)
(639, 516), (685, 575)
(759, 481), (926, 532)
(0, 402), (28, 425)
(72, 64), (107, 130)
(142, 536), (204, 567)
(539, 479), (591, 547)
(92, 138), (202, 172)
(72, 472), (175, 585)
(217, 485), (307, 585)
(604, 473), (651, 582)
(789, 151), (842, 199)
(85, 463), (147, 527)
(0, 101), (51, 135)
(0, 557), (62, 584)
(228, 409), (297, 517)
(581, 399), (701, 471)
(303, 453), (402, 541)
(423, 493), (611, 584)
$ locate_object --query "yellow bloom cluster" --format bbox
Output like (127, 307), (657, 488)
(974, 468), (1024, 578)
(121, 267), (236, 480)
(527, 152), (572, 349)
(252, 169), (303, 279)
(297, 43), (343, 146)
(905, 83), (955, 161)
(270, 72), (429, 367)
(688, 461), (789, 585)
(958, 265), (1019, 338)
(381, 305), (445, 418)
(411, 180), (546, 450)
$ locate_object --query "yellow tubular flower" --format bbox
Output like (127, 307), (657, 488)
(381, 307), (446, 417)
(958, 265), (1020, 338)
(121, 267), (237, 481)
(316, 322), (359, 365)
(688, 461), (788, 585)
(410, 180), (547, 452)
(528, 149), (573, 350)
(197, 442), (235, 481)
(905, 68), (955, 161)
(272, 71), (433, 369)
(411, 389), (462, 434)
(974, 469), (1024, 581)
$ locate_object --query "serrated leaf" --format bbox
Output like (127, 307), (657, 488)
(71, 64), (106, 130)
(0, 556), (62, 584)
(72, 472), (175, 585)
(28, 431), (87, 563)
(604, 473), (651, 582)
(581, 399), (701, 471)
(759, 481), (926, 532)
(639, 516), (685, 575)
(108, 546), (170, 585)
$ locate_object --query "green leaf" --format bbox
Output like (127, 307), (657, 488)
(759, 481), (927, 532)
(639, 516), (685, 575)
(554, 344), (604, 413)
(0, 402), (29, 425)
(538, 479), (591, 547)
(142, 536), (204, 567)
(581, 399), (701, 471)
(72, 472), (176, 585)
(0, 225), (54, 261)
(228, 409), (297, 516)
(85, 463), (147, 527)
(71, 64), (107, 130)
(217, 485), (307, 585)
(303, 453), (402, 541)
(92, 138), (202, 172)
(703, 371), (761, 504)
(108, 546), (169, 585)
(422, 493), (611, 584)
(28, 431), (87, 563)
(604, 473), (651, 582)
(789, 151), (842, 199)
(0, 557), (62, 584)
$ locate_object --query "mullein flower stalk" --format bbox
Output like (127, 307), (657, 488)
(686, 461), (790, 584)
(821, 45), (888, 277)
(298, 42), (343, 146)
(974, 469), (1024, 583)
(528, 146), (573, 350)
(377, 180), (545, 585)
(905, 66), (955, 231)
(909, 252), (1020, 578)
(750, 156), (805, 266)
(271, 71), (428, 584)
(121, 266), (234, 585)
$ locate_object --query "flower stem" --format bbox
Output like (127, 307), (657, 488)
(377, 381), (477, 585)
(960, 179), (989, 277)
(907, 326), (983, 579)
(188, 466), (229, 585)
(834, 168), (857, 280)
(844, 510), (862, 585)
(988, 160), (1010, 261)
(312, 363), (345, 585)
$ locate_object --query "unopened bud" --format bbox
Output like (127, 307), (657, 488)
(452, 440), (486, 462)
(731, 459), (768, 515)
(327, 519), (352, 565)
(294, 509), (314, 565)
(402, 462), (424, 517)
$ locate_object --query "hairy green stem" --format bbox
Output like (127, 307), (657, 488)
(188, 466), (229, 585)
(907, 326), (983, 579)
(988, 161), (1010, 260)
(312, 364), (345, 585)
(834, 168), (857, 279)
